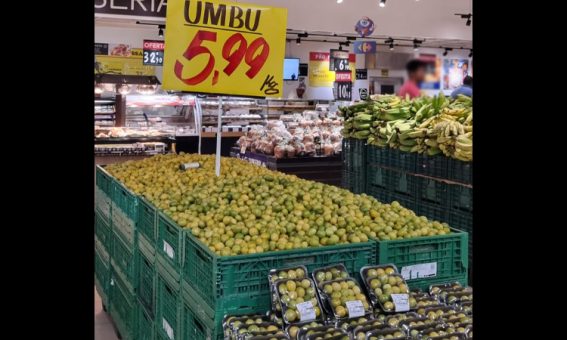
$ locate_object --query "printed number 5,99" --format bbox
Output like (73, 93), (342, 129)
(174, 29), (270, 86)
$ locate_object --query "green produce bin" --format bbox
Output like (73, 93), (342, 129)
(181, 289), (224, 340)
(111, 231), (137, 293)
(156, 270), (182, 340)
(95, 210), (113, 254)
(137, 248), (157, 317)
(111, 180), (138, 247)
(183, 231), (377, 317)
(95, 244), (111, 310)
(96, 165), (114, 197)
(138, 197), (158, 253)
(376, 228), (468, 291)
(95, 186), (112, 223)
(110, 270), (136, 340)
(156, 212), (185, 282)
(137, 303), (155, 340)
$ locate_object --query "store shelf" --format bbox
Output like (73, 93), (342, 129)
(200, 132), (245, 138)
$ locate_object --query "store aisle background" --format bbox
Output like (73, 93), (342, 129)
(95, 287), (119, 340)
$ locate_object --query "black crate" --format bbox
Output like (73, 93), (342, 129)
(342, 170), (366, 194)
(391, 192), (417, 211)
(448, 184), (473, 212)
(367, 144), (389, 167)
(415, 200), (449, 223)
(367, 184), (392, 204)
(366, 165), (390, 190)
(417, 177), (449, 207)
(417, 154), (449, 179)
(389, 170), (419, 197)
(389, 149), (417, 173)
(448, 158), (473, 185)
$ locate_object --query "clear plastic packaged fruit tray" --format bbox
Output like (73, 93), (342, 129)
(274, 277), (324, 324)
(364, 327), (406, 340)
(318, 278), (372, 319)
(285, 321), (326, 340)
(302, 326), (350, 340)
(312, 264), (350, 291)
(353, 323), (391, 340)
(360, 265), (413, 313)
(269, 266), (309, 314)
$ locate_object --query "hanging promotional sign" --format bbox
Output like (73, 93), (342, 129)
(359, 88), (369, 100)
(162, 0), (288, 97)
(353, 41), (376, 54)
(354, 17), (375, 37)
(308, 52), (356, 87)
(355, 69), (368, 80)
(143, 40), (165, 66)
(334, 70), (352, 101)
(94, 0), (167, 18)
(329, 49), (350, 72)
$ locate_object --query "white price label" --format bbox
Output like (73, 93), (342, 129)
(296, 301), (316, 321)
(162, 318), (174, 339)
(401, 262), (437, 280)
(163, 241), (175, 259)
(391, 294), (410, 312)
(345, 300), (365, 318)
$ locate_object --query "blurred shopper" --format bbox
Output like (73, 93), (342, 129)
(451, 75), (473, 98)
(399, 59), (426, 98)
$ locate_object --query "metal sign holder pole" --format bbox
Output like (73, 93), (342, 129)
(195, 97), (203, 155)
(215, 96), (223, 177)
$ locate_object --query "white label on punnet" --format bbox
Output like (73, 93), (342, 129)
(391, 294), (410, 312)
(163, 241), (175, 259)
(345, 300), (365, 318)
(401, 262), (437, 280)
(296, 301), (316, 321)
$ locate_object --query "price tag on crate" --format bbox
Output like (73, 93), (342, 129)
(163, 318), (174, 339)
(163, 240), (175, 259)
(401, 262), (437, 280)
(345, 300), (365, 318)
(391, 294), (410, 312)
(296, 301), (316, 321)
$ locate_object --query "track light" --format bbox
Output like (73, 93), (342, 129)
(466, 17), (471, 26)
(296, 38), (301, 45)
(442, 48), (453, 56)
(158, 25), (164, 38)
(413, 39), (422, 52)
(455, 13), (472, 26)
(468, 49), (473, 58)
(379, 0), (386, 8)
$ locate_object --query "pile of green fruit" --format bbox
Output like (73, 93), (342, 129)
(106, 154), (451, 256)
(339, 94), (472, 161)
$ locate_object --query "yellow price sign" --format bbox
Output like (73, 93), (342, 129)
(163, 0), (287, 97)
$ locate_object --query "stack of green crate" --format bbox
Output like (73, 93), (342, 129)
(342, 138), (367, 194)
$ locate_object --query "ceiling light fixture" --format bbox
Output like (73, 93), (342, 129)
(442, 48), (453, 56)
(337, 0), (343, 3)
(158, 25), (164, 38)
(455, 13), (472, 26)
(413, 39), (422, 52)
(379, 0), (386, 8)
(384, 37), (394, 51)
(296, 37), (301, 45)
(468, 49), (473, 58)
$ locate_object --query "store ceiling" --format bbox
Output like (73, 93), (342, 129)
(95, 0), (472, 43)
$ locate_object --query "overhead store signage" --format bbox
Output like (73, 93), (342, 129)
(309, 52), (355, 87)
(359, 88), (369, 100)
(354, 17), (375, 37)
(162, 0), (287, 97)
(356, 69), (367, 80)
(94, 0), (167, 18)
(95, 45), (155, 76)
(334, 81), (352, 101)
(353, 41), (376, 54)
(329, 49), (350, 72)
(143, 40), (165, 66)
(95, 43), (109, 55)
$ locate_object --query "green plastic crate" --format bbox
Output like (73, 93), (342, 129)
(389, 170), (418, 197)
(111, 231), (137, 292)
(417, 177), (448, 207)
(139, 197), (158, 246)
(137, 302), (156, 340)
(96, 165), (114, 197)
(156, 212), (185, 281)
(388, 149), (417, 173)
(156, 271), (182, 340)
(95, 211), (113, 254)
(95, 245), (111, 309)
(448, 184), (473, 212)
(448, 158), (472, 185)
(111, 180), (138, 246)
(95, 186), (112, 223)
(181, 289), (224, 340)
(183, 231), (376, 315)
(137, 248), (157, 317)
(408, 273), (469, 292)
(139, 231), (156, 259)
(376, 228), (468, 290)
(110, 271), (137, 340)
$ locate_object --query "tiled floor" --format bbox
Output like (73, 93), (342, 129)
(95, 287), (119, 340)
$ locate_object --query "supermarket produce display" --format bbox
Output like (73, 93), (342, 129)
(340, 94), (472, 162)
(95, 152), (469, 340)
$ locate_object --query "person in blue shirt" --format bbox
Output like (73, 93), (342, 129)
(451, 75), (472, 98)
